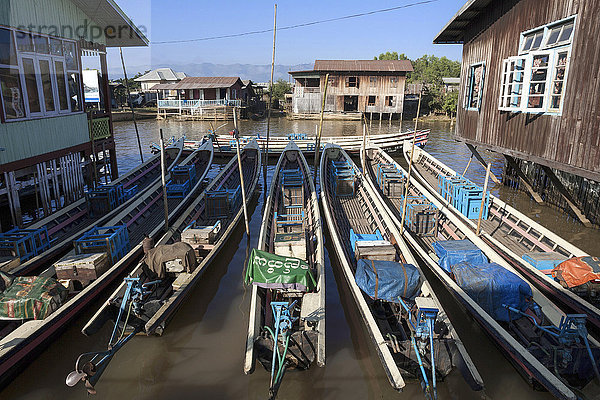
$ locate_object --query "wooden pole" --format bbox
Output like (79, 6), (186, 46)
(233, 110), (250, 236)
(159, 129), (169, 230)
(476, 162), (491, 236)
(313, 73), (329, 187)
(4, 172), (17, 227)
(400, 89), (422, 234)
(120, 47), (144, 164)
(264, 4), (277, 190)
(89, 111), (98, 188)
(462, 154), (473, 176)
(361, 120), (367, 174)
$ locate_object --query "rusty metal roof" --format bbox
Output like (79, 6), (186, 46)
(433, 0), (494, 44)
(150, 83), (179, 90)
(313, 59), (413, 72)
(160, 77), (242, 90)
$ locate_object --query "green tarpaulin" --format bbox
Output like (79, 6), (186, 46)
(245, 248), (316, 292)
(0, 275), (68, 320)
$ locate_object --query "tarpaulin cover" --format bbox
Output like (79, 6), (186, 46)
(144, 242), (198, 279)
(355, 259), (421, 302)
(451, 262), (532, 322)
(433, 239), (487, 273)
(552, 256), (600, 288)
(245, 249), (316, 292)
(0, 275), (68, 320)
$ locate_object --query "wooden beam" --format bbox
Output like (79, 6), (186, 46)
(465, 143), (501, 184)
(503, 155), (544, 204)
(540, 165), (593, 228)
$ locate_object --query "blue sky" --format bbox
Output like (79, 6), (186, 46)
(107, 0), (466, 73)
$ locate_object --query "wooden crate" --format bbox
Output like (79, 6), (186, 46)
(355, 240), (396, 261)
(54, 252), (109, 282)
(408, 205), (438, 237)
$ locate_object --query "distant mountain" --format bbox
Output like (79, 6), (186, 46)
(109, 62), (313, 82)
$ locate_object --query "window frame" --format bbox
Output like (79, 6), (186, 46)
(547, 48), (571, 113)
(0, 25), (81, 122)
(464, 62), (486, 111)
(498, 56), (527, 111)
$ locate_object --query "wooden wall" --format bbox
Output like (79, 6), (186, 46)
(455, 0), (600, 181)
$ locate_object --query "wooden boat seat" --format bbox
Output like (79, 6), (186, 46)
(300, 292), (323, 328)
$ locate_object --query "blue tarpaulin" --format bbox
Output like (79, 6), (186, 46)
(451, 262), (533, 322)
(355, 259), (421, 302)
(433, 239), (488, 273)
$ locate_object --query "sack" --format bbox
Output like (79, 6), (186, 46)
(552, 256), (600, 288)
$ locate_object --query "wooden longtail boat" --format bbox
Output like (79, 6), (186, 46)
(363, 146), (600, 400)
(244, 141), (325, 398)
(208, 129), (429, 156)
(4, 138), (185, 277)
(65, 139), (260, 393)
(0, 139), (213, 390)
(320, 143), (483, 396)
(403, 145), (600, 337)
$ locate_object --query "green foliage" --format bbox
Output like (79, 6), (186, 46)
(270, 79), (292, 101)
(374, 52), (409, 60)
(442, 90), (459, 117)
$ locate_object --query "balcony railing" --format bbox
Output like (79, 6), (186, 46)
(157, 99), (242, 109)
(89, 117), (111, 141)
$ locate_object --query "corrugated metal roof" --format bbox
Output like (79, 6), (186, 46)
(161, 77), (242, 90)
(433, 0), (494, 44)
(150, 83), (179, 90)
(313, 59), (413, 72)
(442, 77), (461, 84)
(71, 0), (148, 47)
(135, 68), (187, 82)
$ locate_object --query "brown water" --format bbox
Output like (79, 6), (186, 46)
(3, 118), (600, 400)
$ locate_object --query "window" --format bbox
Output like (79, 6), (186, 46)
(390, 77), (398, 88)
(0, 27), (82, 121)
(499, 57), (526, 110)
(500, 16), (575, 114)
(369, 76), (377, 87)
(327, 76), (337, 86)
(367, 95), (376, 106)
(385, 96), (395, 107)
(464, 62), (485, 110)
(345, 76), (359, 88)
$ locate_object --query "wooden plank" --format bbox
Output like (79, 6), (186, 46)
(504, 155), (544, 204)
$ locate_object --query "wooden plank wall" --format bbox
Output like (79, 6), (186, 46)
(455, 0), (600, 180)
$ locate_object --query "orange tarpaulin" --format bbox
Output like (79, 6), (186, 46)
(552, 256), (600, 288)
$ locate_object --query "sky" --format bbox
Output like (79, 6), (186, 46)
(107, 0), (466, 74)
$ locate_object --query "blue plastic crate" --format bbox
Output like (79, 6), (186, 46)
(349, 229), (383, 259)
(522, 252), (569, 275)
(456, 186), (489, 219)
(287, 133), (307, 140)
(167, 165), (197, 198)
(330, 161), (355, 197)
(74, 225), (129, 266)
(0, 227), (51, 262)
(206, 187), (241, 218)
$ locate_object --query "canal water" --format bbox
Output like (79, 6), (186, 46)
(3, 118), (600, 400)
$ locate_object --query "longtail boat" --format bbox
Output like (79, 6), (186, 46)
(2, 138), (185, 277)
(320, 143), (483, 397)
(363, 146), (600, 400)
(244, 141), (325, 398)
(403, 145), (600, 338)
(66, 139), (260, 393)
(0, 139), (213, 390)
(209, 129), (429, 156)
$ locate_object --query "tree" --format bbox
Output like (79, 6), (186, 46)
(270, 79), (292, 101)
(442, 90), (459, 117)
(374, 52), (409, 60)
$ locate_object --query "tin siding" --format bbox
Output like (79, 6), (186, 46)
(0, 113), (89, 165)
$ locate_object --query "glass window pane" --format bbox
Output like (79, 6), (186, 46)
(0, 67), (26, 119)
(33, 36), (49, 54)
(22, 57), (41, 113)
(15, 32), (34, 52)
(68, 72), (82, 111)
(39, 59), (55, 112)
(522, 36), (533, 51)
(547, 28), (561, 45)
(64, 41), (77, 70)
(55, 61), (68, 110)
(559, 23), (574, 43)
(531, 33), (543, 50)
(50, 38), (63, 56)
(0, 28), (16, 66)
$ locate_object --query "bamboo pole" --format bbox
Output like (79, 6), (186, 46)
(400, 89), (423, 234)
(361, 121), (367, 174)
(233, 110), (250, 236)
(120, 47), (144, 164)
(159, 129), (169, 230)
(462, 154), (474, 176)
(263, 4), (277, 191)
(476, 162), (491, 236)
(313, 73), (329, 186)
